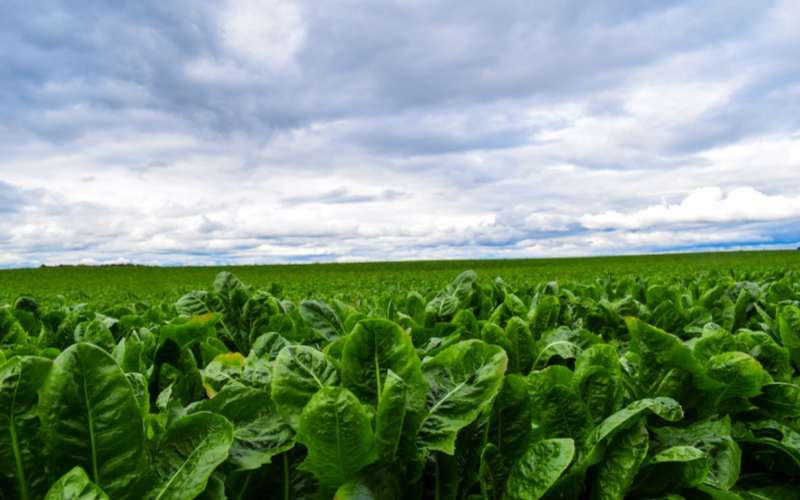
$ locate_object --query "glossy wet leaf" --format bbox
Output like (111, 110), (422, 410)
(190, 384), (294, 470)
(39, 343), (146, 499)
(270, 345), (340, 430)
(44, 466), (109, 500)
(341, 318), (426, 409)
(504, 438), (575, 500)
(591, 419), (649, 500)
(296, 386), (376, 490)
(586, 397), (683, 465)
(417, 340), (507, 454)
(0, 355), (52, 500)
(528, 365), (592, 444)
(148, 412), (234, 500)
(300, 300), (344, 340)
(159, 313), (221, 351)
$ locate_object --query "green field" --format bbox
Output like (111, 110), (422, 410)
(2, 250), (798, 304)
(2, 250), (800, 499)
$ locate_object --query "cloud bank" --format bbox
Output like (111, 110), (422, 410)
(0, 0), (798, 266)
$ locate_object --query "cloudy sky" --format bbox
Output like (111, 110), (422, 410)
(1, 1), (798, 267)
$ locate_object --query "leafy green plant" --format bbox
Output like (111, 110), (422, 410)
(1, 264), (799, 499)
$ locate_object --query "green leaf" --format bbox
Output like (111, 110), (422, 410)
(73, 320), (115, 352)
(201, 352), (246, 398)
(504, 317), (533, 374)
(296, 386), (377, 490)
(751, 382), (800, 417)
(0, 355), (52, 500)
(159, 313), (221, 351)
(39, 343), (146, 499)
(651, 417), (741, 491)
(190, 384), (294, 470)
(528, 365), (592, 444)
(149, 412), (234, 500)
(479, 443), (503, 500)
(778, 305), (800, 368)
(707, 351), (772, 399)
(334, 481), (377, 499)
(477, 374), (533, 498)
(374, 370), (408, 462)
(213, 271), (245, 296)
(249, 332), (290, 361)
(631, 445), (710, 496)
(300, 300), (344, 340)
(591, 419), (649, 500)
(417, 340), (508, 454)
(270, 345), (339, 430)
(0, 307), (28, 346)
(735, 419), (800, 476)
(528, 295), (561, 337)
(175, 291), (211, 317)
(575, 344), (624, 425)
(488, 374), (532, 465)
(44, 466), (109, 500)
(586, 397), (683, 465)
(341, 318), (426, 409)
(504, 438), (575, 500)
(626, 317), (720, 391)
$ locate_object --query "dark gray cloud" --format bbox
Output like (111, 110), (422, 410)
(2, 0), (789, 149)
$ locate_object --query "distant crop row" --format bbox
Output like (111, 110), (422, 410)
(2, 268), (800, 499)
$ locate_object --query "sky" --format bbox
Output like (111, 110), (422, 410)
(0, 0), (798, 267)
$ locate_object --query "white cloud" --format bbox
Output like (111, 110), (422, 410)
(220, 0), (306, 70)
(582, 187), (800, 230)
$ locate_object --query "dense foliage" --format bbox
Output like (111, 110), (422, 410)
(2, 264), (800, 499)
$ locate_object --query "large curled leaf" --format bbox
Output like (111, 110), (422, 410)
(158, 313), (221, 351)
(44, 466), (109, 500)
(586, 397), (683, 465)
(417, 340), (508, 454)
(341, 318), (427, 408)
(190, 384), (294, 470)
(73, 320), (115, 352)
(575, 344), (624, 425)
(296, 386), (377, 490)
(626, 317), (720, 391)
(0, 355), (52, 500)
(148, 412), (234, 500)
(528, 365), (592, 444)
(631, 445), (710, 496)
(39, 343), (146, 499)
(752, 382), (800, 417)
(300, 300), (344, 340)
(707, 351), (772, 399)
(271, 345), (339, 430)
(201, 352), (245, 398)
(651, 417), (741, 490)
(175, 291), (211, 317)
(504, 438), (575, 500)
(591, 419), (649, 500)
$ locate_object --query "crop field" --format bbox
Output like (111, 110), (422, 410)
(2, 250), (800, 499)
